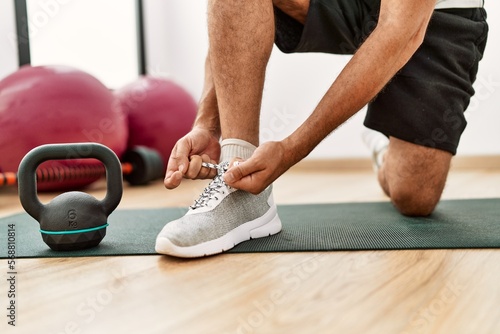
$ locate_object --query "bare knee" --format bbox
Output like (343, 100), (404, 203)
(380, 137), (452, 217)
(390, 186), (442, 217)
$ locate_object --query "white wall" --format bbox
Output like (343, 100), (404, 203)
(26, 0), (140, 89)
(0, 0), (18, 79)
(0, 0), (140, 89)
(143, 0), (208, 97)
(458, 11), (500, 157)
(1, 1), (498, 158)
(144, 0), (500, 158)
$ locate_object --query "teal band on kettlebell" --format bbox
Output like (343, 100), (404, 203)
(40, 223), (109, 235)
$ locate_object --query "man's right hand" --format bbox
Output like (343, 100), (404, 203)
(164, 127), (221, 189)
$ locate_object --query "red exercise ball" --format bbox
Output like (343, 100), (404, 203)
(0, 65), (128, 191)
(115, 76), (197, 170)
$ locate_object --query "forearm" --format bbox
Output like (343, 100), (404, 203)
(193, 54), (221, 137)
(283, 10), (433, 166)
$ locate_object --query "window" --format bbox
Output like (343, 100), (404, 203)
(15, 0), (146, 89)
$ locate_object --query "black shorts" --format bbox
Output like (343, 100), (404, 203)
(274, 0), (488, 155)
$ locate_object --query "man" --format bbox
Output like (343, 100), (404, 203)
(155, 0), (488, 258)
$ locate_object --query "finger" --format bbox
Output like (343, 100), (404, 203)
(229, 157), (244, 169)
(224, 159), (260, 186)
(199, 154), (219, 179)
(166, 141), (190, 179)
(185, 155), (202, 179)
(194, 154), (207, 179)
(164, 142), (190, 189)
(164, 170), (183, 189)
(227, 172), (263, 194)
(207, 157), (218, 179)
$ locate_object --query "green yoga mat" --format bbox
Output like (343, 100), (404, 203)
(1, 198), (499, 258)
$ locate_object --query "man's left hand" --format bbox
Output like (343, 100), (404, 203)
(224, 141), (292, 194)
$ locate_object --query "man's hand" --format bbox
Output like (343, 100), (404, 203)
(164, 127), (221, 189)
(224, 141), (293, 194)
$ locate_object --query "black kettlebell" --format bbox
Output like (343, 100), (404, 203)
(18, 143), (123, 251)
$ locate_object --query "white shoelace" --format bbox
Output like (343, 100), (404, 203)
(190, 161), (230, 210)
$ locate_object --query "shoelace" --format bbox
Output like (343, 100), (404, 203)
(190, 161), (230, 210)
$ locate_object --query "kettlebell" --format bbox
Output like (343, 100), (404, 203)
(18, 143), (123, 251)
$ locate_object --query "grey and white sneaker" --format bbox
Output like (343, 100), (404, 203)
(155, 161), (282, 258)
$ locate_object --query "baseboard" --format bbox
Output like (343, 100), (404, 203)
(290, 155), (500, 172)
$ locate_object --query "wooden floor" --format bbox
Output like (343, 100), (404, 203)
(1, 160), (500, 334)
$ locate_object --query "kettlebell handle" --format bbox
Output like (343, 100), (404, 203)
(18, 143), (123, 221)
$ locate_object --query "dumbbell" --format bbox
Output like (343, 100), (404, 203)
(18, 143), (123, 251)
(121, 146), (164, 185)
(0, 146), (164, 188)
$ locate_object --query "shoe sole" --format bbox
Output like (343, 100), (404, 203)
(155, 205), (282, 258)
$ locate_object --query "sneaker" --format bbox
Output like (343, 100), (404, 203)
(155, 161), (282, 258)
(362, 128), (389, 172)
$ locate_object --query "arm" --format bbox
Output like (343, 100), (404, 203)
(164, 54), (222, 189)
(193, 54), (221, 137)
(225, 0), (436, 193)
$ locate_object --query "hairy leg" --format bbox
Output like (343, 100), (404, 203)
(207, 0), (275, 146)
(378, 138), (452, 216)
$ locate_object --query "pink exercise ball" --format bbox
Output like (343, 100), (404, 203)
(0, 65), (128, 191)
(115, 76), (197, 170)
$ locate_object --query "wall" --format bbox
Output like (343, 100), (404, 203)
(1, 0), (498, 158)
(0, 0), (18, 79)
(142, 0), (208, 98)
(25, 0), (140, 89)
